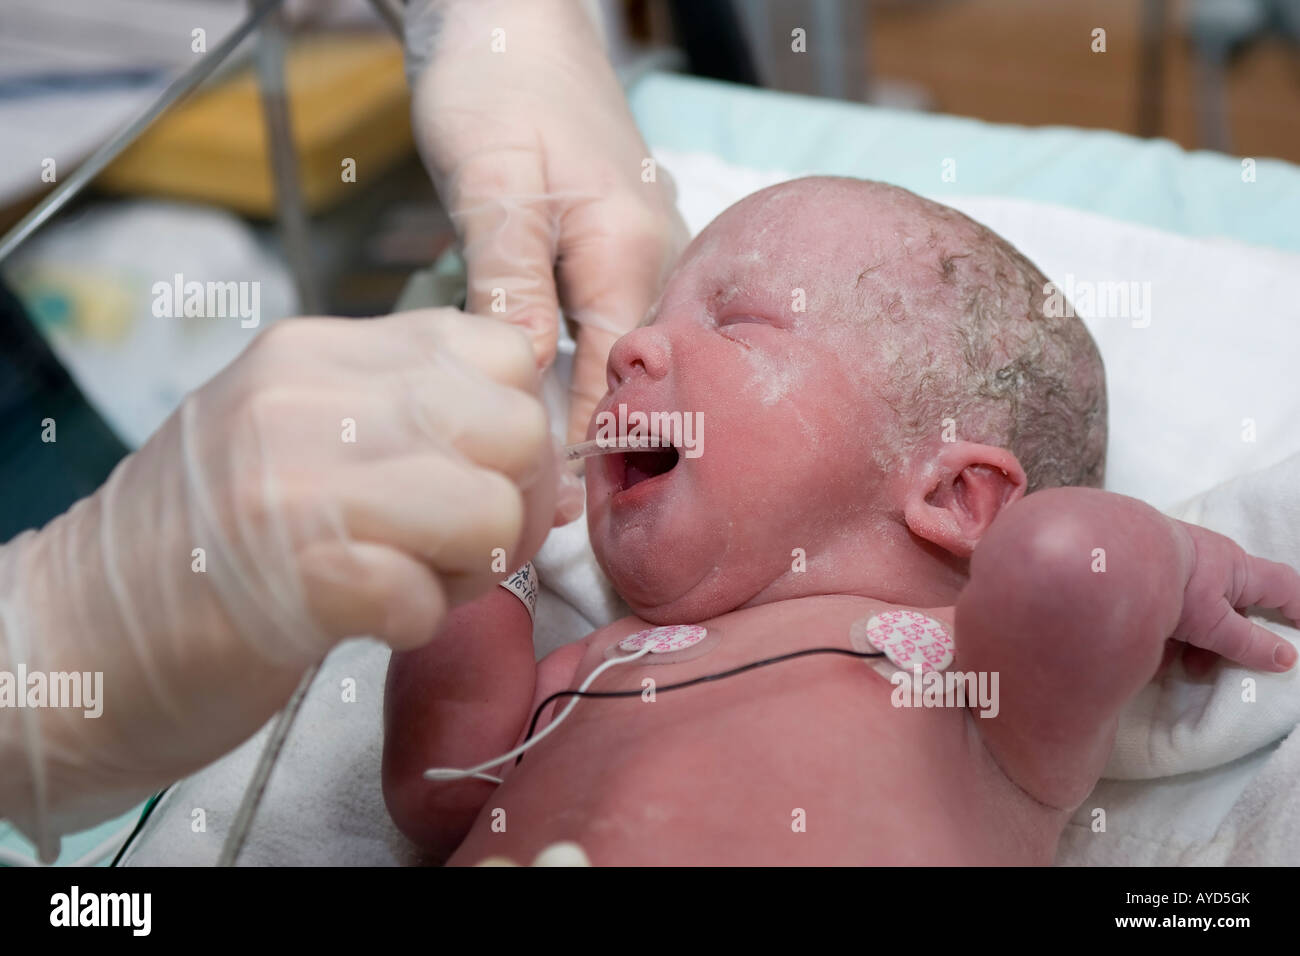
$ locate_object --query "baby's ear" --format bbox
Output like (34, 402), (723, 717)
(902, 443), (1027, 558)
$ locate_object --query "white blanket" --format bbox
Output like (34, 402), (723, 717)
(1059, 455), (1300, 864)
(123, 151), (1300, 866)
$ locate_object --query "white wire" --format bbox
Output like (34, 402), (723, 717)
(424, 645), (653, 783)
(218, 662), (320, 867)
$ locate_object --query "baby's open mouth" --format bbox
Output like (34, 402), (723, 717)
(621, 446), (680, 491)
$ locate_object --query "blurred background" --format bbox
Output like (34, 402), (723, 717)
(0, 0), (1296, 536)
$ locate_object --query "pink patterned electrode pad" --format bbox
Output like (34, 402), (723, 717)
(861, 610), (954, 673)
(619, 624), (709, 654)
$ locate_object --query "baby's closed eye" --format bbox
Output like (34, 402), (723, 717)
(716, 313), (789, 343)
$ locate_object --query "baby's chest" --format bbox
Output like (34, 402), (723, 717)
(575, 599), (959, 695)
(570, 608), (975, 760)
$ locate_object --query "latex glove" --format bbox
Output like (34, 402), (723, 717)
(0, 309), (583, 861)
(405, 0), (690, 442)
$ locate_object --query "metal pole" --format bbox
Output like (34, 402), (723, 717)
(1137, 0), (1168, 139)
(365, 0), (404, 38)
(0, 0), (286, 265)
(253, 2), (321, 313)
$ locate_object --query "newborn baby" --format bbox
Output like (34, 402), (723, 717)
(382, 177), (1300, 865)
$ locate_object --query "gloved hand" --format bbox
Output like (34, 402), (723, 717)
(0, 308), (583, 860)
(405, 0), (690, 443)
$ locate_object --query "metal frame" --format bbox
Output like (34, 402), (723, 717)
(0, 0), (404, 313)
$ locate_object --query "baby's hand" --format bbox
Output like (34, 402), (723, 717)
(1169, 520), (1300, 673)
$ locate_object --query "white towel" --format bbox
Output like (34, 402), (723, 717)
(1059, 453), (1300, 865)
(1108, 456), (1300, 781)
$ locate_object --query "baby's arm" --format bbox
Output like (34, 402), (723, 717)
(956, 487), (1300, 811)
(382, 585), (537, 862)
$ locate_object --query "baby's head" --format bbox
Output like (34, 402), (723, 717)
(586, 177), (1106, 623)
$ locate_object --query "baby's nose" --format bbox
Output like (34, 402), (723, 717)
(607, 325), (671, 389)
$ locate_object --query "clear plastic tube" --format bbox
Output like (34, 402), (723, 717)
(563, 437), (664, 461)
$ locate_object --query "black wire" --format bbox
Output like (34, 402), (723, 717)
(515, 646), (885, 767)
(109, 785), (171, 867)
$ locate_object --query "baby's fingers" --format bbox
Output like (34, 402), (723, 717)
(1236, 556), (1300, 623)
(1192, 599), (1298, 672)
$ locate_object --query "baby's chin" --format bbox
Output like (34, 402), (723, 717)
(592, 535), (696, 620)
(593, 535), (759, 624)
(586, 472), (781, 622)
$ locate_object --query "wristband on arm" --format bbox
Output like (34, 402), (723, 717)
(497, 561), (538, 623)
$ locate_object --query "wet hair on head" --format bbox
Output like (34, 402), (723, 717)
(860, 184), (1108, 493)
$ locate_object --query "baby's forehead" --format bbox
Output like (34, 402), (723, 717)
(686, 179), (972, 282)
(672, 178), (975, 311)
